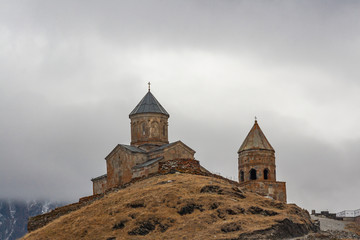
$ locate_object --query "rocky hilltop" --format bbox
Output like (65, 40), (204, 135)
(23, 173), (317, 240)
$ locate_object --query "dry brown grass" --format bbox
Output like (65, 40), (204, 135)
(346, 222), (360, 236)
(23, 173), (312, 240)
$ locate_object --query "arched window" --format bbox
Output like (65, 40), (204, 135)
(142, 122), (146, 136)
(264, 169), (269, 180)
(250, 169), (257, 180)
(151, 121), (159, 137)
(240, 171), (244, 182)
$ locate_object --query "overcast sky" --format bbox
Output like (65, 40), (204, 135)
(0, 0), (359, 213)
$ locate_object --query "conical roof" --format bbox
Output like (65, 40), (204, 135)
(238, 120), (274, 153)
(129, 90), (169, 117)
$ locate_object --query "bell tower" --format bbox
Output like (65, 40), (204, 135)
(238, 119), (286, 202)
(238, 119), (276, 182)
(129, 84), (169, 149)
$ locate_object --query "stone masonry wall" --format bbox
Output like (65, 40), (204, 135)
(240, 180), (287, 202)
(130, 113), (169, 146)
(92, 176), (107, 195)
(132, 162), (160, 179)
(238, 150), (276, 182)
(27, 194), (103, 232)
(159, 159), (201, 174)
(106, 149), (147, 189)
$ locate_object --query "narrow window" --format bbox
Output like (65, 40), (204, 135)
(240, 171), (244, 182)
(142, 123), (146, 136)
(163, 125), (166, 136)
(250, 169), (257, 180)
(264, 169), (269, 180)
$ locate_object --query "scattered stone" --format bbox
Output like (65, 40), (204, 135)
(200, 185), (223, 194)
(221, 222), (242, 233)
(157, 180), (175, 185)
(128, 219), (157, 236)
(113, 220), (128, 230)
(178, 203), (204, 215)
(217, 209), (227, 219)
(268, 201), (285, 210)
(106, 237), (116, 240)
(216, 207), (244, 219)
(230, 187), (246, 199)
(127, 200), (145, 208)
(128, 217), (173, 235)
(158, 223), (170, 232)
(128, 213), (138, 219)
(209, 202), (220, 210)
(248, 206), (278, 216)
(231, 191), (246, 199)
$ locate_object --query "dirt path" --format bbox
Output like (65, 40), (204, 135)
(311, 215), (349, 232)
(288, 216), (360, 239)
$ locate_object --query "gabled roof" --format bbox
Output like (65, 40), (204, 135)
(150, 141), (196, 154)
(91, 174), (107, 181)
(238, 120), (274, 153)
(133, 157), (164, 169)
(120, 144), (146, 153)
(129, 91), (169, 117)
(105, 144), (146, 160)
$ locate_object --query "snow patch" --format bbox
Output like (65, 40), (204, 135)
(9, 203), (16, 219)
(42, 201), (51, 214)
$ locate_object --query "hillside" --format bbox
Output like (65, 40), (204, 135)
(22, 173), (317, 240)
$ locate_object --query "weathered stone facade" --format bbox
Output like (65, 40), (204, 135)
(238, 120), (287, 202)
(130, 113), (169, 147)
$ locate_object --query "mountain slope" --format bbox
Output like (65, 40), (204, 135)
(23, 173), (317, 240)
(0, 200), (64, 240)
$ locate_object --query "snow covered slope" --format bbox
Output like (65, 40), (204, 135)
(0, 199), (65, 240)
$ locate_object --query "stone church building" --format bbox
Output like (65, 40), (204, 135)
(91, 88), (199, 195)
(91, 87), (286, 202)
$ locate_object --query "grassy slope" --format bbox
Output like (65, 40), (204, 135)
(347, 222), (360, 236)
(23, 173), (312, 240)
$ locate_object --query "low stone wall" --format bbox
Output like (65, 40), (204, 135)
(92, 175), (107, 195)
(159, 159), (201, 174)
(27, 194), (103, 232)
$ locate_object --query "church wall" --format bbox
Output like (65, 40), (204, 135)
(92, 176), (107, 195)
(132, 162), (160, 179)
(130, 113), (169, 146)
(147, 144), (194, 162)
(106, 149), (147, 189)
(238, 150), (276, 182)
(162, 145), (195, 160)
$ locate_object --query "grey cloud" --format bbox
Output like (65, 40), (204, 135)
(0, 0), (359, 213)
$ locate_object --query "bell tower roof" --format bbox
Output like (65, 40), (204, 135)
(129, 89), (169, 117)
(238, 120), (274, 153)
